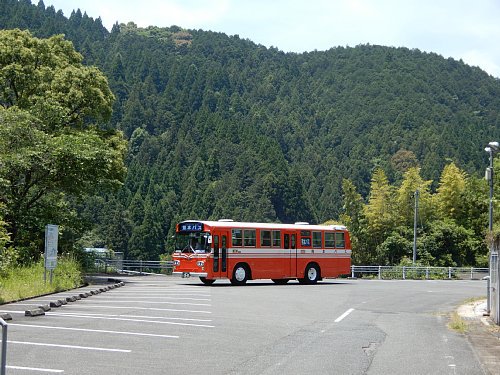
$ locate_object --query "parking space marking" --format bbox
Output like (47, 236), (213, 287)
(79, 299), (211, 306)
(9, 323), (179, 338)
(44, 311), (212, 322)
(7, 365), (64, 373)
(96, 296), (211, 301)
(63, 304), (212, 314)
(44, 312), (215, 328)
(8, 340), (131, 352)
(334, 308), (355, 323)
(105, 292), (212, 297)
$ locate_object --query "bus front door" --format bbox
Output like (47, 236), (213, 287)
(212, 231), (229, 279)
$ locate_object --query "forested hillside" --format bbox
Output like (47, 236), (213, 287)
(2, 0), (500, 263)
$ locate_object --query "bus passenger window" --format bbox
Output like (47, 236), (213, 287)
(325, 232), (335, 248)
(291, 234), (296, 249)
(260, 230), (271, 247)
(244, 229), (256, 247)
(312, 232), (322, 248)
(335, 232), (345, 248)
(232, 229), (242, 246)
(272, 231), (281, 247)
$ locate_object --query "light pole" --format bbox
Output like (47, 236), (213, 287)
(485, 141), (498, 319)
(485, 141), (499, 232)
(413, 189), (419, 265)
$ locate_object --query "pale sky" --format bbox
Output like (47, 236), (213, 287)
(42, 0), (500, 78)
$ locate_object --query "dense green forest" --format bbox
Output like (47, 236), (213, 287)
(1, 0), (500, 266)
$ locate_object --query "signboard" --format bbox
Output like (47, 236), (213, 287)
(44, 224), (58, 270)
(179, 222), (203, 232)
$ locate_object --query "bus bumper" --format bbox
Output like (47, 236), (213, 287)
(173, 271), (208, 278)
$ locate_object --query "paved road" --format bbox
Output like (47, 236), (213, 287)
(0, 276), (489, 374)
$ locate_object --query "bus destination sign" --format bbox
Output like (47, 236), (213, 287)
(179, 222), (203, 232)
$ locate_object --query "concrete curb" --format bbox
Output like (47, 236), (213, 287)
(20, 281), (124, 319)
(25, 308), (45, 317)
(38, 304), (51, 312)
(0, 313), (12, 321)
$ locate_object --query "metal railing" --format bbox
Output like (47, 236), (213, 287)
(95, 259), (174, 275)
(350, 265), (489, 280)
(95, 259), (489, 281)
(1, 318), (7, 375)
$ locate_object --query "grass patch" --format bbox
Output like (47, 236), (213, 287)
(448, 312), (468, 333)
(0, 257), (83, 304)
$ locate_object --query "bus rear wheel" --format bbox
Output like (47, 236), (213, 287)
(300, 264), (320, 284)
(231, 263), (249, 285)
(200, 277), (215, 285)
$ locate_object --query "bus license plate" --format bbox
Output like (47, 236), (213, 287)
(182, 272), (191, 278)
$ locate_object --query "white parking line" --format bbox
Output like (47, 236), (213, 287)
(64, 304), (212, 314)
(9, 323), (179, 338)
(80, 300), (211, 306)
(7, 365), (64, 373)
(96, 296), (211, 301)
(8, 340), (131, 352)
(44, 313), (215, 328)
(45, 311), (212, 322)
(103, 292), (212, 297)
(334, 308), (355, 323)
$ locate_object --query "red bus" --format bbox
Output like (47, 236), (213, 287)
(172, 219), (351, 285)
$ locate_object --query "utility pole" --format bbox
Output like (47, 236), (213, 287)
(413, 189), (419, 265)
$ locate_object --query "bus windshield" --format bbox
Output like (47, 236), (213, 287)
(175, 232), (211, 253)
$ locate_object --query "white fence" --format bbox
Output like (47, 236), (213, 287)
(96, 259), (489, 281)
(351, 265), (489, 280)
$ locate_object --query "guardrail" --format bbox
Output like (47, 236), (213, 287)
(94, 259), (488, 281)
(1, 318), (7, 375)
(351, 265), (489, 280)
(95, 259), (174, 275)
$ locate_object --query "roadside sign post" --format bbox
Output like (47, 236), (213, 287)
(44, 224), (59, 284)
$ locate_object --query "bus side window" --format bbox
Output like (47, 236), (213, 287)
(272, 230), (281, 247)
(232, 229), (242, 247)
(284, 234), (290, 249)
(260, 230), (271, 247)
(291, 234), (296, 249)
(335, 232), (345, 248)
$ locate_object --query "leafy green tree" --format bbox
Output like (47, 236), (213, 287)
(396, 167), (433, 227)
(434, 162), (467, 221)
(340, 179), (368, 263)
(419, 219), (482, 267)
(0, 29), (127, 254)
(364, 168), (395, 246)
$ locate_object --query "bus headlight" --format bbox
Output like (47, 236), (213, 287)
(197, 261), (205, 267)
(174, 260), (180, 266)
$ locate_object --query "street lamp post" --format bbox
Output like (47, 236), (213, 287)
(485, 141), (499, 320)
(485, 142), (499, 232)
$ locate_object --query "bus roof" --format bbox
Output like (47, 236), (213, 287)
(179, 220), (347, 231)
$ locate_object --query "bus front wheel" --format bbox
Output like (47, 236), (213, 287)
(231, 263), (249, 285)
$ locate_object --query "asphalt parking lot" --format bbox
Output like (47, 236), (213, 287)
(0, 275), (496, 374)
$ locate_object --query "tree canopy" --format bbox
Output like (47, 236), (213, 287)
(0, 29), (127, 259)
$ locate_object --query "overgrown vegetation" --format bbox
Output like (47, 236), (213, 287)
(0, 257), (83, 304)
(448, 312), (469, 333)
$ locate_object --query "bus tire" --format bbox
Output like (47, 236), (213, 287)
(231, 263), (250, 285)
(272, 279), (289, 285)
(302, 263), (320, 284)
(200, 277), (215, 285)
